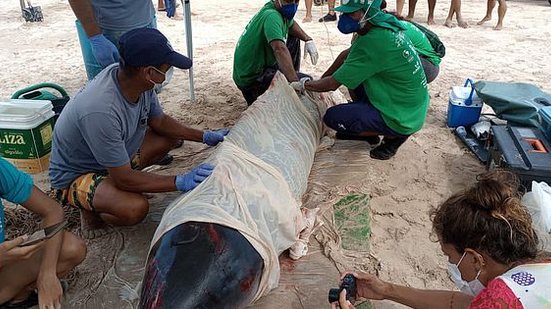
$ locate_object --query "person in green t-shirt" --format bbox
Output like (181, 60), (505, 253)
(398, 20), (441, 83)
(291, 0), (430, 160)
(322, 0), (442, 84)
(233, 0), (319, 105)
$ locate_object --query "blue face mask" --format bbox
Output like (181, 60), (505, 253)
(337, 13), (361, 34)
(279, 2), (298, 20)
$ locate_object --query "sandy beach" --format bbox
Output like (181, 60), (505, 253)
(1, 0), (550, 308)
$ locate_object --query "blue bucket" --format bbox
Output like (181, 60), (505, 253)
(447, 79), (483, 128)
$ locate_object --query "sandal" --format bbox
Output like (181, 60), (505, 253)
(318, 13), (337, 22)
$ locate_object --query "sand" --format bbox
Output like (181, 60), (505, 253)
(1, 0), (551, 308)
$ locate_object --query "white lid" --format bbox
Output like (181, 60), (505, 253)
(0, 100), (54, 127)
(449, 87), (483, 107)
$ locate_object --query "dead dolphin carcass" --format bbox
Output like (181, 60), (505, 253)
(140, 73), (338, 308)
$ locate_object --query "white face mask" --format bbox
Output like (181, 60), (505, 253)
(447, 252), (485, 296)
(149, 66), (174, 93)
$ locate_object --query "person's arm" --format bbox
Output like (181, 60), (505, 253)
(304, 76), (342, 92)
(148, 113), (203, 142)
(385, 285), (473, 309)
(339, 272), (473, 309)
(270, 40), (300, 82)
(322, 48), (350, 78)
(68, 0), (101, 37)
(22, 187), (65, 309)
(288, 22), (312, 42)
(107, 165), (177, 193)
(68, 0), (119, 67)
(289, 22), (319, 65)
(107, 162), (215, 194)
(79, 112), (176, 193)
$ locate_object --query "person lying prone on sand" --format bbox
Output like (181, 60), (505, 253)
(292, 0), (429, 161)
(0, 157), (86, 309)
(331, 171), (551, 309)
(48, 28), (229, 239)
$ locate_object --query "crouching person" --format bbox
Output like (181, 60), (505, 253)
(48, 28), (226, 237)
(292, 0), (429, 160)
(0, 157), (86, 308)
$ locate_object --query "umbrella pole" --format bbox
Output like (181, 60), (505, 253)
(183, 0), (195, 102)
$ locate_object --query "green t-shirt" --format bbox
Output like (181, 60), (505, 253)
(333, 28), (429, 135)
(401, 21), (441, 66)
(233, 2), (293, 88)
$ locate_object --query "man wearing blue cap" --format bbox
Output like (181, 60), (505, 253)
(233, 0), (319, 105)
(292, 0), (429, 160)
(49, 28), (228, 236)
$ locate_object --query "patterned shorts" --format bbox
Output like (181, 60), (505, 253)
(51, 152), (142, 212)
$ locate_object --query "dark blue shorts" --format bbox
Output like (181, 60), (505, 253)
(323, 88), (408, 138)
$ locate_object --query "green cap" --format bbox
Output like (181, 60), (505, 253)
(335, 0), (374, 13)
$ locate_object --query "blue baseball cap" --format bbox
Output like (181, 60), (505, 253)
(119, 28), (192, 69)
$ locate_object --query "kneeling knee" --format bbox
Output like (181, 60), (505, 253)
(119, 198), (149, 226)
(62, 234), (87, 267)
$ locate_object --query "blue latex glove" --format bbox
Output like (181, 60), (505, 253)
(202, 128), (230, 146)
(89, 34), (120, 68)
(164, 0), (176, 18)
(175, 163), (214, 192)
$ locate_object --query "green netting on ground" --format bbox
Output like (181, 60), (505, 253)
(334, 193), (371, 252)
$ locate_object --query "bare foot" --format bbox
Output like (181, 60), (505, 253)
(80, 210), (111, 239)
(405, 14), (414, 21)
(494, 23), (503, 30)
(427, 17), (435, 25)
(477, 15), (491, 25)
(457, 18), (469, 28)
(444, 18), (455, 28)
(302, 15), (312, 22)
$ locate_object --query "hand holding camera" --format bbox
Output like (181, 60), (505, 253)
(329, 272), (392, 308)
(328, 273), (357, 304)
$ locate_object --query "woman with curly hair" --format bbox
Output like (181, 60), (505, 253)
(332, 171), (551, 308)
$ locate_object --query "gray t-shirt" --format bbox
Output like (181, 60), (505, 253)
(91, 0), (155, 31)
(49, 63), (162, 189)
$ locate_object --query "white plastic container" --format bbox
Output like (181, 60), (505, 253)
(0, 100), (55, 174)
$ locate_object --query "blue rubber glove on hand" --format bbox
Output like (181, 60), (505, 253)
(202, 128), (230, 146)
(175, 163), (214, 192)
(164, 0), (176, 18)
(89, 34), (120, 68)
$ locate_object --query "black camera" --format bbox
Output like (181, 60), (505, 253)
(328, 274), (357, 303)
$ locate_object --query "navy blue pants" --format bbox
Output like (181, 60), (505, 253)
(323, 87), (408, 138)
